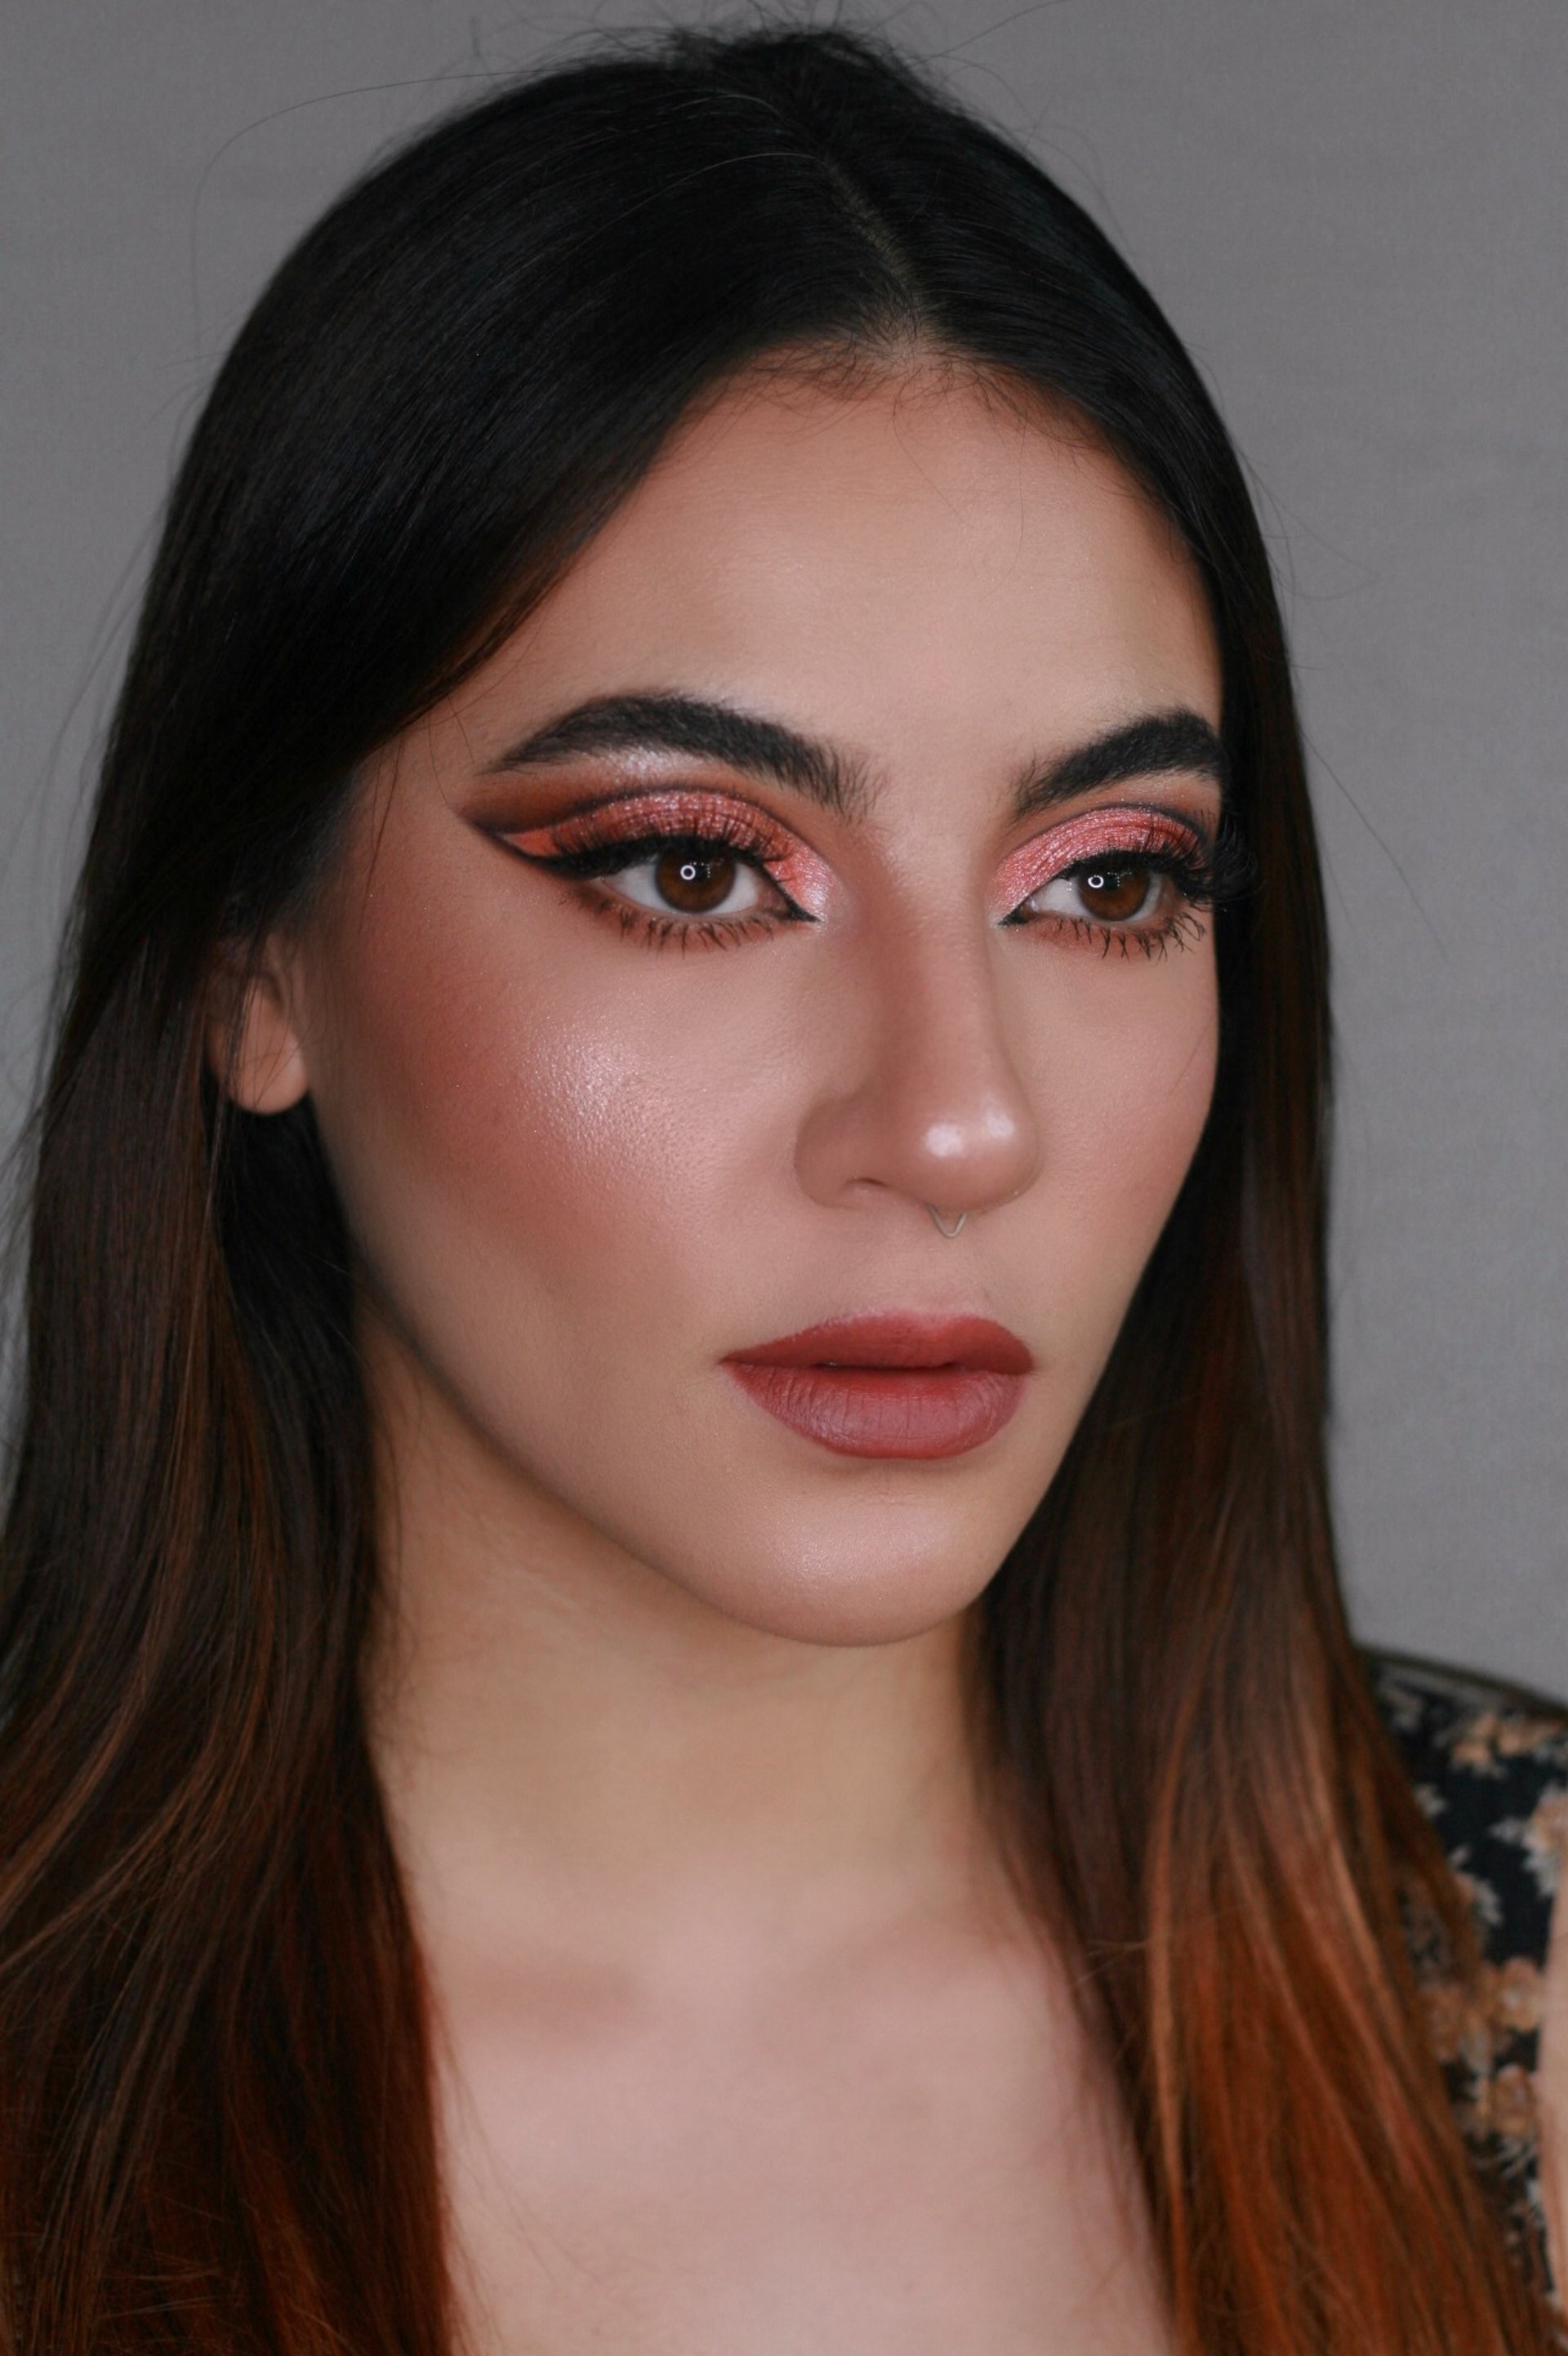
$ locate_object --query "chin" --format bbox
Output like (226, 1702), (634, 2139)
(697, 1574), (982, 1650)
(662, 1503), (1027, 1650)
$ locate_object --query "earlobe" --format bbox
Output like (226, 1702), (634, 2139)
(207, 953), (312, 1116)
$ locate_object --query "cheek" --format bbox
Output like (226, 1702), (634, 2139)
(301, 862), (778, 1355)
(1020, 951), (1218, 1304)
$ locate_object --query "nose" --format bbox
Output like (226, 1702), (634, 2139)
(792, 925), (1041, 1227)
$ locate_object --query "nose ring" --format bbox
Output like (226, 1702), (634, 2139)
(925, 1204), (968, 1239)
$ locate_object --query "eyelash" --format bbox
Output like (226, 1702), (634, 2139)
(513, 802), (811, 954)
(1001, 824), (1253, 960)
(506, 800), (1253, 956)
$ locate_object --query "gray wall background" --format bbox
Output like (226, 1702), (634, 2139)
(4, 2), (1564, 1690)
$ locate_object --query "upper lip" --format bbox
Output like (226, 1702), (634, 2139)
(724, 1312), (1033, 1374)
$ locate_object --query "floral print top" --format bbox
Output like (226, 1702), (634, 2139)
(1370, 1650), (1568, 2313)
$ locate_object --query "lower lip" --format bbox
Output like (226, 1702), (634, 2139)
(724, 1364), (1026, 1459)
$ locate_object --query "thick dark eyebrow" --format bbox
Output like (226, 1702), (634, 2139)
(492, 693), (869, 819)
(493, 694), (1224, 829)
(1012, 710), (1227, 822)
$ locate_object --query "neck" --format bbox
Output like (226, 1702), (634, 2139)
(363, 1316), (995, 1974)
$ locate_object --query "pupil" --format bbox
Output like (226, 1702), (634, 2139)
(1079, 862), (1149, 921)
(655, 847), (737, 914)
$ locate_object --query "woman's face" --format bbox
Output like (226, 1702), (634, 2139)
(261, 370), (1224, 1646)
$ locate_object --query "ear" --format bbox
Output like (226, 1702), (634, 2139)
(206, 938), (312, 1116)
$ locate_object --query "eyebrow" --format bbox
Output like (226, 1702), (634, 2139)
(492, 692), (1226, 825)
(492, 693), (869, 818)
(1011, 709), (1227, 821)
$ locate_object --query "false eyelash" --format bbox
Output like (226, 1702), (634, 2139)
(1001, 817), (1256, 929)
(1163, 815), (1257, 911)
(524, 831), (813, 921)
(520, 795), (784, 867)
(532, 830), (755, 882)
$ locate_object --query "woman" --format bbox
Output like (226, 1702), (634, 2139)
(1, 21), (1562, 2353)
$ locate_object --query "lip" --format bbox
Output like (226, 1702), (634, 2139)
(723, 1313), (1033, 1460)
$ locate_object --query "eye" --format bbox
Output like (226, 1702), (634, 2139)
(1023, 858), (1165, 927)
(992, 802), (1252, 953)
(497, 791), (831, 946)
(611, 844), (769, 920)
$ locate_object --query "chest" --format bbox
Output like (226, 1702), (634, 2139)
(436, 1944), (1173, 2355)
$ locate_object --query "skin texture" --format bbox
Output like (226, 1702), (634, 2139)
(228, 368), (1231, 2352)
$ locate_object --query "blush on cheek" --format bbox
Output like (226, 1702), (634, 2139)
(305, 833), (744, 1385)
(1043, 985), (1219, 1278)
(330, 982), (659, 1294)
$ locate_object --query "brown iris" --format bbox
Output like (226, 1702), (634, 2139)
(1076, 861), (1152, 922)
(654, 848), (738, 913)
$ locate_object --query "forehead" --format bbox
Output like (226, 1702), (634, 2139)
(450, 367), (1221, 773)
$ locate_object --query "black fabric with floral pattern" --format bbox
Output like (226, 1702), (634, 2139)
(1369, 1650), (1568, 2318)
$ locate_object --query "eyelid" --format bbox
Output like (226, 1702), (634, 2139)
(989, 804), (1208, 920)
(497, 786), (836, 920)
(500, 786), (784, 848)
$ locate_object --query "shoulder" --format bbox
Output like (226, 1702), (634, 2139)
(1366, 1648), (1568, 1975)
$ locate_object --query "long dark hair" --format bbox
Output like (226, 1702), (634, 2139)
(1, 24), (1546, 2353)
